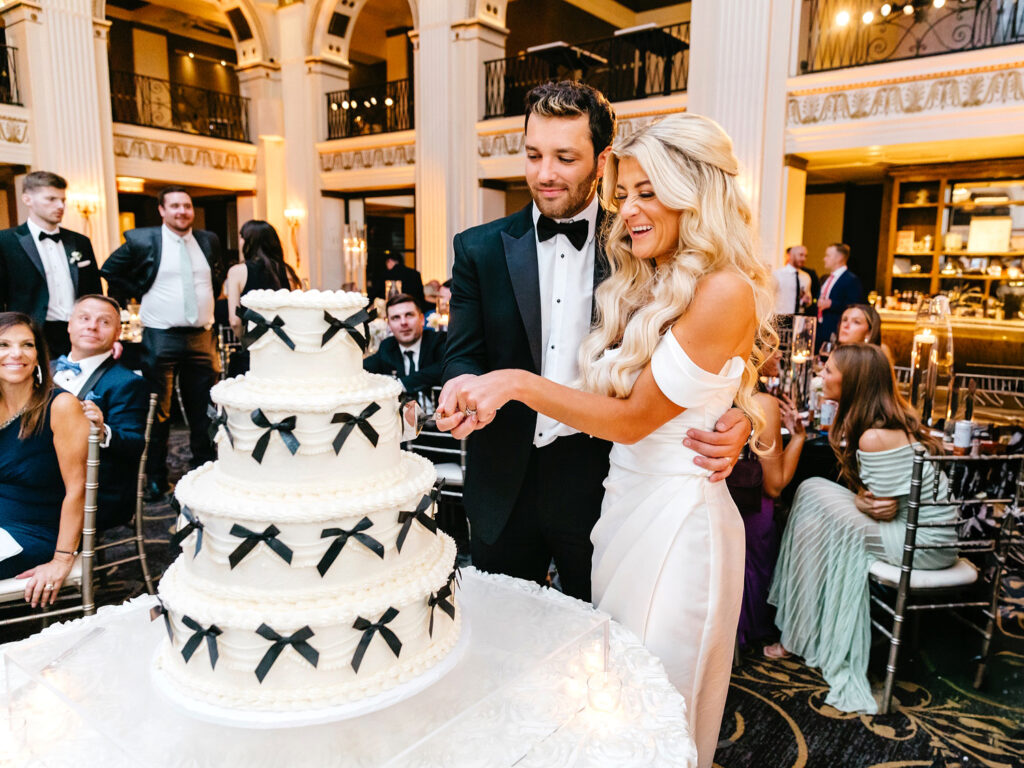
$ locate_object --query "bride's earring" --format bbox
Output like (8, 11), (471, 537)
(35, 365), (42, 385)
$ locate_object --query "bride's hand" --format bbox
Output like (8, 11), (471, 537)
(453, 370), (521, 428)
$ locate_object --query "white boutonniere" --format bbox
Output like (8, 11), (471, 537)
(69, 251), (83, 264)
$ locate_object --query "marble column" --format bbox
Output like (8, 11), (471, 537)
(687, 0), (799, 265)
(2, 0), (119, 258)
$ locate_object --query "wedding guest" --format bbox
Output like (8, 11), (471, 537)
(766, 344), (957, 713)
(772, 245), (812, 316)
(226, 220), (301, 376)
(0, 172), (102, 357)
(100, 186), (226, 501)
(0, 313), (90, 606)
(437, 82), (750, 605)
(53, 296), (149, 529)
(838, 303), (893, 363)
(790, 243), (820, 314)
(816, 243), (863, 349)
(376, 253), (425, 312)
(363, 293), (445, 398)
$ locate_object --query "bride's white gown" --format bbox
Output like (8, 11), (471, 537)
(592, 332), (746, 768)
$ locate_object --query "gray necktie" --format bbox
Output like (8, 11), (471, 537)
(177, 236), (198, 324)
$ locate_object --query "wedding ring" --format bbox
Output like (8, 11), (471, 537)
(464, 407), (477, 417)
(43, 583), (54, 590)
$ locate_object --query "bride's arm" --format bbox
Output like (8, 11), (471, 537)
(447, 272), (756, 444)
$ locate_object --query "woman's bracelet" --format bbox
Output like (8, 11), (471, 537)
(54, 548), (76, 557)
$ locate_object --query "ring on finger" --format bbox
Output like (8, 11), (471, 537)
(44, 583), (54, 590)
(464, 407), (477, 417)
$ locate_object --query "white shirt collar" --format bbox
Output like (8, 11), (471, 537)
(531, 193), (601, 250)
(162, 223), (193, 243)
(398, 335), (422, 354)
(27, 218), (60, 239)
(68, 350), (113, 376)
(830, 265), (848, 279)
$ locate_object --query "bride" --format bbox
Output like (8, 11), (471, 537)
(440, 113), (775, 767)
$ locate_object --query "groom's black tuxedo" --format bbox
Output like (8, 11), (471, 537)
(444, 203), (611, 599)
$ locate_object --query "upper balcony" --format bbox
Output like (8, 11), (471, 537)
(800, 0), (1024, 74)
(483, 22), (690, 119)
(110, 71), (250, 143)
(325, 78), (414, 140)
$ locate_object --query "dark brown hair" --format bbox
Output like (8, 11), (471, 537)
(828, 344), (942, 491)
(385, 293), (421, 315)
(158, 185), (191, 207)
(0, 312), (54, 438)
(524, 81), (616, 158)
(840, 304), (882, 346)
(239, 220), (300, 290)
(23, 171), (67, 193)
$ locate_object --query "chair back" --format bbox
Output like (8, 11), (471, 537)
(135, 393), (159, 522)
(80, 423), (101, 616)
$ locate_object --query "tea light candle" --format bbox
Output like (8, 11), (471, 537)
(587, 671), (622, 713)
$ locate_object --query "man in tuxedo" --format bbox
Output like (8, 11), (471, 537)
(52, 295), (149, 529)
(363, 293), (445, 398)
(379, 254), (426, 312)
(0, 171), (102, 357)
(100, 186), (226, 500)
(817, 242), (863, 349)
(772, 244), (812, 316)
(435, 81), (750, 601)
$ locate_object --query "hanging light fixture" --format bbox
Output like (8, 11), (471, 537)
(880, 3), (892, 15)
(862, 10), (874, 23)
(835, 9), (851, 26)
(903, 3), (915, 15)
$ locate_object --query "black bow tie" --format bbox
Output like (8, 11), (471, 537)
(38, 231), (61, 243)
(536, 216), (589, 251)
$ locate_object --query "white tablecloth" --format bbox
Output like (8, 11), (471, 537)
(1, 569), (696, 767)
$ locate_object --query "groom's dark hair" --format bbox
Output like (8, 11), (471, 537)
(524, 81), (616, 158)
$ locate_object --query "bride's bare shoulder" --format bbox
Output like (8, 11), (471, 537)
(694, 269), (755, 304)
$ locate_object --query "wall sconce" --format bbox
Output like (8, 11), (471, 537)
(284, 207), (305, 268)
(68, 192), (100, 236)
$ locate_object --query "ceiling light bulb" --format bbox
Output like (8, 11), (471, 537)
(331, 102), (339, 111)
(384, 97), (394, 106)
(880, 3), (892, 16)
(933, 0), (946, 7)
(341, 100), (349, 109)
(370, 97), (377, 105)
(903, 3), (914, 14)
(188, 52), (195, 59)
(220, 60), (227, 66)
(835, 9), (851, 26)
(862, 10), (874, 23)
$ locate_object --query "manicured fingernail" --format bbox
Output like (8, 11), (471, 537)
(683, 439), (692, 447)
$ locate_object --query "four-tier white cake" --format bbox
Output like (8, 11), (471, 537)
(153, 289), (460, 711)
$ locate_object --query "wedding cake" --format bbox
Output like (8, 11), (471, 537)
(152, 289), (460, 711)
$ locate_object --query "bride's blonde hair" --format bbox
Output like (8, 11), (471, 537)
(578, 113), (777, 446)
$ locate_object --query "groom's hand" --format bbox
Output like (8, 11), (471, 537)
(684, 407), (751, 482)
(435, 374), (477, 439)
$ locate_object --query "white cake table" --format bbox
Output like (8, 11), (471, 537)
(1, 569), (696, 768)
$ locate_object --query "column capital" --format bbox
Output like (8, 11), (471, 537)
(0, 2), (44, 27)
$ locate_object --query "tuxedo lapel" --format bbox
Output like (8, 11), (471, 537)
(502, 226), (542, 373)
(60, 230), (80, 293)
(75, 356), (117, 401)
(16, 224), (46, 281)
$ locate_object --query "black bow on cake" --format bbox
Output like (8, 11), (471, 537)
(322, 306), (377, 352)
(237, 307), (295, 350)
(396, 482), (443, 553)
(169, 498), (204, 557)
(207, 404), (234, 448)
(254, 624), (319, 683)
(150, 597), (174, 641)
(250, 409), (300, 463)
(536, 215), (589, 251)
(427, 579), (456, 638)
(228, 524), (294, 569)
(317, 518), (385, 577)
(351, 607), (402, 673)
(181, 615), (222, 669)
(331, 403), (380, 453)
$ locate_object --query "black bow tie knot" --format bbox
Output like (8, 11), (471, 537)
(536, 215), (589, 251)
(38, 231), (61, 243)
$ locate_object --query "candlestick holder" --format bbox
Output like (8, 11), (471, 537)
(910, 295), (954, 426)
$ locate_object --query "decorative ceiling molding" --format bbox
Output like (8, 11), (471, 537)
(0, 115), (30, 145)
(319, 141), (415, 171)
(113, 132), (257, 173)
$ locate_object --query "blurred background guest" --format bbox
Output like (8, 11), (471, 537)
(816, 243), (863, 350)
(376, 253), (425, 311)
(0, 313), (89, 607)
(226, 220), (301, 376)
(363, 293), (445, 399)
(838, 303), (893, 363)
(0, 172), (102, 357)
(772, 245), (812, 316)
(53, 296), (149, 530)
(766, 344), (957, 714)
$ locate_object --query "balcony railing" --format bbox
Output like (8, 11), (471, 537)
(109, 71), (250, 142)
(483, 22), (689, 119)
(0, 45), (21, 106)
(326, 78), (413, 140)
(802, 0), (1024, 74)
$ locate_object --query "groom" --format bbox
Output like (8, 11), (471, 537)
(436, 81), (749, 601)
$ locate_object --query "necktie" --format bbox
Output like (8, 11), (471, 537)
(404, 350), (416, 375)
(536, 216), (589, 251)
(794, 269), (801, 315)
(54, 355), (82, 375)
(177, 236), (199, 325)
(38, 231), (61, 243)
(818, 274), (835, 321)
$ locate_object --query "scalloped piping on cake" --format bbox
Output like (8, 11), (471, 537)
(241, 288), (368, 311)
(211, 373), (402, 413)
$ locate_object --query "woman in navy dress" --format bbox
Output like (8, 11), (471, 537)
(0, 313), (90, 606)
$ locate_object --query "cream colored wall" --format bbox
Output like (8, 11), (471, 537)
(132, 28), (169, 80)
(802, 191), (844, 276)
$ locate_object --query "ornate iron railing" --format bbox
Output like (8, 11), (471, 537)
(325, 78), (413, 140)
(483, 22), (690, 119)
(802, 0), (1024, 73)
(109, 71), (250, 142)
(0, 45), (21, 106)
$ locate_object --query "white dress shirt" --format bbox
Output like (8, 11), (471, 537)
(140, 225), (215, 329)
(772, 263), (811, 315)
(53, 350), (113, 446)
(27, 219), (75, 321)
(532, 194), (599, 448)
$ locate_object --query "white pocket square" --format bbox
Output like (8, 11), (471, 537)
(75, 260), (92, 267)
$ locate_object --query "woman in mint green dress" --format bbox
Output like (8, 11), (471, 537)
(766, 344), (956, 714)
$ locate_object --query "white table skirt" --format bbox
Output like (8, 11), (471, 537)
(1, 569), (696, 768)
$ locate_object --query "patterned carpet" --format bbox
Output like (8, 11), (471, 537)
(6, 429), (1023, 767)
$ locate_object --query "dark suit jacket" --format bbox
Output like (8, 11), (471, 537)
(818, 268), (863, 347)
(57, 358), (149, 529)
(363, 328), (446, 395)
(0, 223), (102, 325)
(100, 226), (225, 306)
(801, 268), (821, 316)
(376, 263), (426, 310)
(442, 204), (610, 544)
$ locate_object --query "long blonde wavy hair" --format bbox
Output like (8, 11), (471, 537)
(578, 113), (777, 447)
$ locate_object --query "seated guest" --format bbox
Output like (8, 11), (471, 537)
(226, 220), (301, 376)
(53, 296), (149, 530)
(837, 303), (893, 363)
(766, 344), (957, 713)
(736, 354), (807, 646)
(363, 293), (445, 398)
(0, 313), (90, 607)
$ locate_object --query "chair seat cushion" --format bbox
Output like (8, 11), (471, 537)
(0, 556), (83, 603)
(869, 557), (978, 589)
(434, 462), (464, 487)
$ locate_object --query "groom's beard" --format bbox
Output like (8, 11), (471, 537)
(530, 166), (598, 220)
